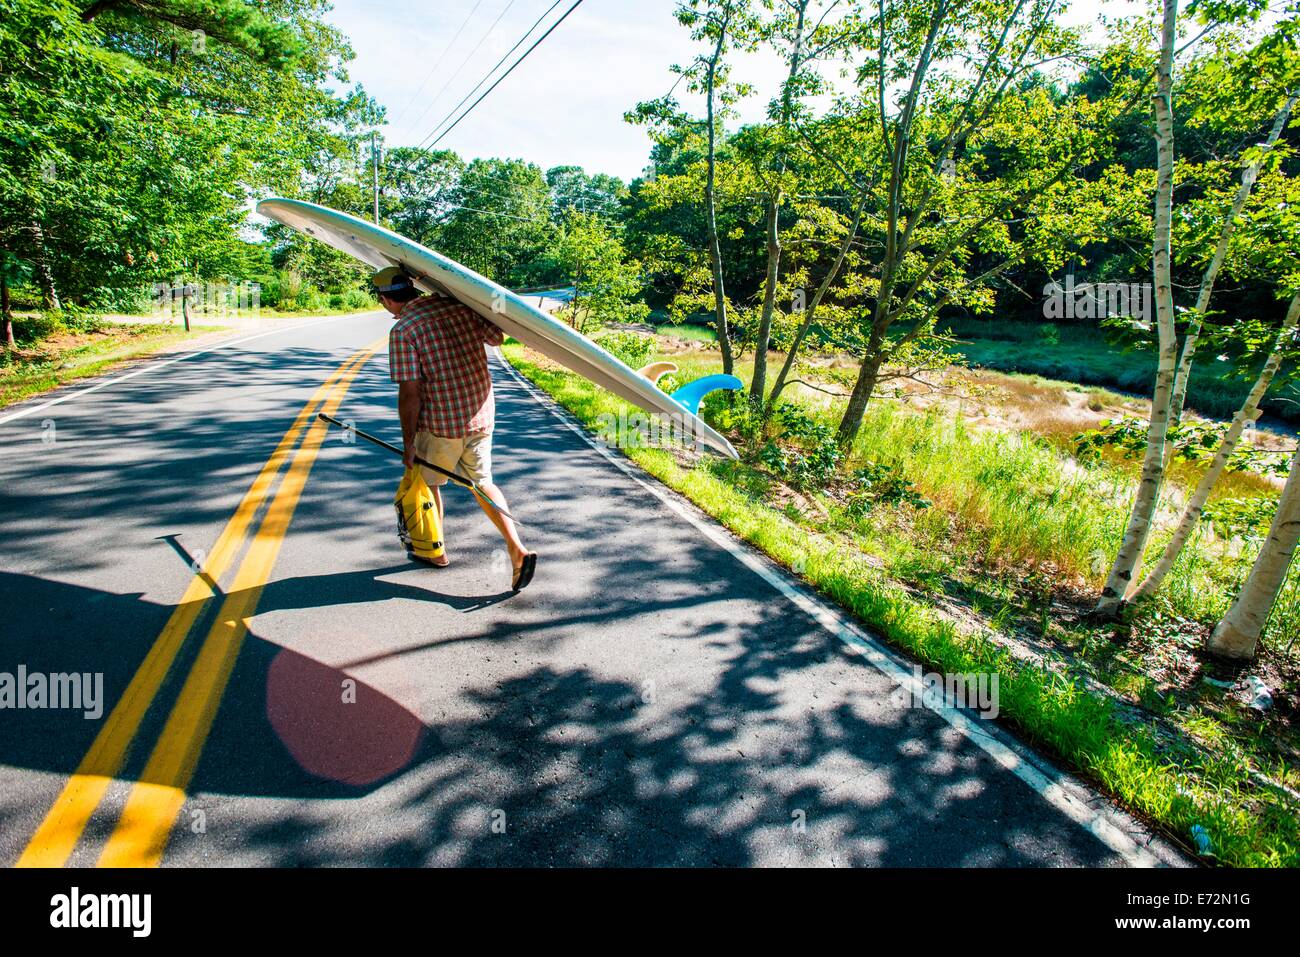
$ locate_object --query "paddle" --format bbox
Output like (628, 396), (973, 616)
(317, 412), (524, 527)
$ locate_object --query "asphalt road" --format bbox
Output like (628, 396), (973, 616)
(0, 313), (1186, 867)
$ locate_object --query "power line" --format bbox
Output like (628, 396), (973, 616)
(416, 0), (567, 150)
(389, 0), (488, 128)
(406, 0), (522, 136)
(423, 0), (588, 151)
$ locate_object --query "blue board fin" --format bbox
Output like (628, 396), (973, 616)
(670, 374), (744, 415)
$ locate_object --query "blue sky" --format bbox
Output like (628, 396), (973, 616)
(325, 0), (1133, 183)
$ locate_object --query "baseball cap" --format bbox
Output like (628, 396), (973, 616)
(372, 266), (415, 294)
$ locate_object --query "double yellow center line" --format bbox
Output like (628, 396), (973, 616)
(18, 338), (383, 868)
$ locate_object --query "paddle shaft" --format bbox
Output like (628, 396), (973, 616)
(317, 413), (523, 526)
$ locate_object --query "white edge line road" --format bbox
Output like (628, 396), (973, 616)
(493, 351), (1186, 869)
(0, 314), (362, 427)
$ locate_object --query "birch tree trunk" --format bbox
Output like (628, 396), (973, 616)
(1209, 443), (1300, 660)
(1133, 291), (1300, 600)
(1164, 91), (1297, 449)
(1094, 0), (1180, 618)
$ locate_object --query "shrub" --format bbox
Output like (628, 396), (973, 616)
(294, 288), (330, 313)
(280, 270), (303, 305)
(844, 462), (931, 518)
(344, 288), (373, 310)
(596, 331), (654, 369)
(1200, 497), (1278, 541)
(754, 408), (843, 489)
(258, 276), (282, 309)
(707, 394), (766, 444)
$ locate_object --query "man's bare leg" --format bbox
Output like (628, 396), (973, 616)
(473, 480), (531, 570)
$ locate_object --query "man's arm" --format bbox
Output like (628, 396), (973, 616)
(389, 326), (423, 469)
(398, 380), (421, 469)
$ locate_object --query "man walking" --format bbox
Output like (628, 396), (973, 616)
(375, 266), (536, 591)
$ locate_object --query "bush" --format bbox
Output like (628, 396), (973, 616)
(747, 402), (845, 489)
(294, 288), (330, 313)
(11, 306), (105, 343)
(706, 393), (766, 444)
(13, 312), (64, 342)
(1199, 497), (1277, 542)
(344, 288), (373, 310)
(257, 276), (282, 309)
(596, 330), (654, 369)
(844, 462), (931, 518)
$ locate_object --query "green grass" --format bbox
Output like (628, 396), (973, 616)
(0, 322), (218, 410)
(655, 322), (718, 343)
(503, 341), (1299, 867)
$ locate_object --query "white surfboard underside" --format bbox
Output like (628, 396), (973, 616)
(257, 199), (737, 459)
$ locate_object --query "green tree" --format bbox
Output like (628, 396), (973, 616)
(383, 147), (465, 247)
(546, 166), (627, 222)
(437, 158), (555, 284)
(629, 0), (759, 373)
(1091, 0), (1286, 621)
(830, 0), (1103, 447)
(0, 0), (378, 312)
(548, 209), (648, 334)
(748, 0), (855, 402)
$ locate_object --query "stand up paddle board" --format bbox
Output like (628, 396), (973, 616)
(256, 198), (740, 458)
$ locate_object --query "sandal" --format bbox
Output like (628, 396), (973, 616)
(511, 552), (537, 591)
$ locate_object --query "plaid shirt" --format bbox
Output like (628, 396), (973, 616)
(388, 295), (505, 436)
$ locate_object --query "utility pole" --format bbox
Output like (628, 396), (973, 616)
(371, 131), (381, 225)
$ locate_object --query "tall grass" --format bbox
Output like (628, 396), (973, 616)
(847, 401), (1123, 582)
(810, 382), (1284, 651)
(652, 347), (1288, 647)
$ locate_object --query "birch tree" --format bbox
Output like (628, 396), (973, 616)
(1094, 0), (1182, 618)
(1163, 89), (1298, 444)
(1209, 443), (1300, 659)
(1092, 8), (1291, 616)
(1132, 291), (1300, 600)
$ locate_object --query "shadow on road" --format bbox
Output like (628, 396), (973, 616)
(0, 352), (1138, 866)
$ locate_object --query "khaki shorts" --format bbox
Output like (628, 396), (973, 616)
(414, 431), (493, 487)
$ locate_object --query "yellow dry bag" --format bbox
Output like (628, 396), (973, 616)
(394, 467), (445, 562)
